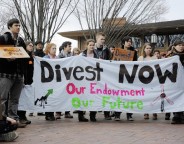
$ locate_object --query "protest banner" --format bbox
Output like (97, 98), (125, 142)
(18, 56), (184, 113)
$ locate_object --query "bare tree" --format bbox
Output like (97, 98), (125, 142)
(72, 0), (168, 46)
(1, 0), (78, 44)
(0, 1), (17, 33)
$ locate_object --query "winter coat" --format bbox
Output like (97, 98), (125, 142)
(34, 49), (45, 57)
(23, 51), (34, 85)
(0, 31), (26, 76)
(93, 44), (111, 60)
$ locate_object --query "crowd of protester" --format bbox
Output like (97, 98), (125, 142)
(1, 18), (184, 142)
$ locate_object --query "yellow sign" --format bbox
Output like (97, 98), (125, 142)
(0, 47), (30, 58)
(112, 48), (135, 61)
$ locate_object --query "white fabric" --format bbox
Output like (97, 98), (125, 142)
(18, 56), (184, 113)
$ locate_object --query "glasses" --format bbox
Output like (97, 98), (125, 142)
(28, 44), (33, 47)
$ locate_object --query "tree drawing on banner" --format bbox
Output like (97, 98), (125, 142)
(35, 89), (53, 109)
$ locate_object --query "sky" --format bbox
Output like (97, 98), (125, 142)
(51, 0), (184, 53)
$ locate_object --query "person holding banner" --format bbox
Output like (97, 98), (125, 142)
(80, 39), (100, 122)
(43, 43), (58, 121)
(17, 41), (34, 125)
(0, 18), (27, 128)
(34, 40), (46, 117)
(84, 32), (111, 121)
(138, 43), (158, 120)
(114, 36), (138, 121)
(94, 32), (112, 121)
(167, 40), (184, 124)
(57, 41), (73, 119)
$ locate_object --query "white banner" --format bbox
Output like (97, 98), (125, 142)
(18, 56), (184, 113)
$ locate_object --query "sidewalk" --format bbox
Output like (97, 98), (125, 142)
(8, 112), (184, 144)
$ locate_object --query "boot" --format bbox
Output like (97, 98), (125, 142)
(171, 116), (182, 124)
(90, 111), (97, 122)
(19, 117), (31, 124)
(65, 112), (73, 118)
(152, 113), (157, 120)
(114, 112), (121, 121)
(127, 113), (134, 121)
(144, 113), (149, 120)
(78, 111), (88, 122)
(104, 111), (111, 120)
(165, 113), (171, 120)
(18, 110), (31, 124)
(45, 112), (55, 121)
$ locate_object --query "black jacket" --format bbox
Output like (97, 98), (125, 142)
(81, 49), (98, 58)
(0, 32), (26, 75)
(34, 49), (45, 57)
(93, 44), (111, 60)
(170, 49), (184, 66)
(23, 51), (34, 85)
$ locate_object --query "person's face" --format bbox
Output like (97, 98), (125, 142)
(154, 52), (160, 59)
(144, 45), (152, 56)
(9, 23), (20, 34)
(73, 50), (80, 56)
(26, 43), (34, 52)
(96, 35), (105, 46)
(49, 45), (56, 55)
(110, 47), (115, 54)
(36, 43), (43, 50)
(65, 44), (72, 53)
(175, 44), (184, 52)
(87, 41), (95, 51)
(124, 39), (132, 48)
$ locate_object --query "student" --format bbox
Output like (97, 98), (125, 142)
(138, 43), (158, 120)
(114, 36), (137, 121)
(153, 50), (161, 59)
(43, 43), (58, 121)
(17, 41), (34, 125)
(92, 32), (112, 121)
(74, 39), (101, 122)
(80, 39), (102, 121)
(34, 40), (45, 116)
(57, 41), (73, 119)
(109, 45), (115, 55)
(169, 40), (184, 124)
(72, 48), (81, 56)
(0, 18), (27, 128)
(34, 41), (45, 57)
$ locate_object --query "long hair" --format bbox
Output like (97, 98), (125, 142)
(141, 43), (153, 58)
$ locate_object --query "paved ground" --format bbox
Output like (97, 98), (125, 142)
(5, 112), (184, 144)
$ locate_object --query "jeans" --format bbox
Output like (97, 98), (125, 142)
(0, 77), (23, 120)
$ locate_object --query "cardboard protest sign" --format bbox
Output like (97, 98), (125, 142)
(112, 48), (135, 61)
(0, 46), (30, 58)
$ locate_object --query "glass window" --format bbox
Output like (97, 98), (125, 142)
(132, 37), (141, 48)
(144, 35), (165, 48)
(169, 34), (184, 45)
